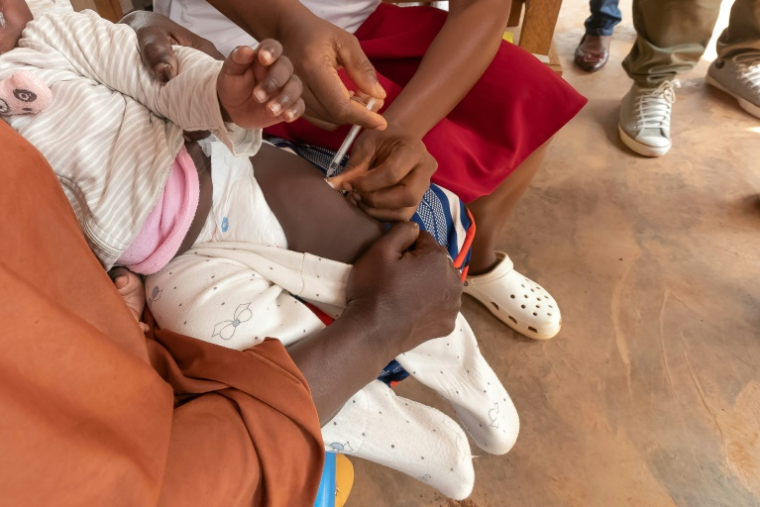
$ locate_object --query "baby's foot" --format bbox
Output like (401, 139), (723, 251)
(322, 380), (475, 500)
(217, 40), (305, 129)
(110, 267), (149, 333)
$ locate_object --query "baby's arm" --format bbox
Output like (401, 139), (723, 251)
(20, 12), (223, 132)
(20, 12), (302, 149)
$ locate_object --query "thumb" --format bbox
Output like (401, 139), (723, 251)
(337, 41), (386, 101)
(141, 37), (180, 84)
(113, 275), (129, 290)
(221, 46), (256, 78)
(373, 222), (420, 260)
(409, 229), (442, 254)
(109, 267), (129, 283)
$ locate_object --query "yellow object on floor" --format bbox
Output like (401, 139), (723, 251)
(335, 454), (354, 507)
(502, 31), (514, 43)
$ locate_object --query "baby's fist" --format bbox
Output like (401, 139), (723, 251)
(217, 41), (305, 129)
(109, 267), (149, 333)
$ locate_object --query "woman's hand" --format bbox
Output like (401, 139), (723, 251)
(288, 222), (462, 422)
(121, 11), (224, 82)
(346, 222), (462, 353)
(274, 15), (387, 131)
(218, 42), (305, 128)
(328, 128), (437, 222)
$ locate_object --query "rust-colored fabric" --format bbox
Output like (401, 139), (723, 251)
(0, 120), (324, 507)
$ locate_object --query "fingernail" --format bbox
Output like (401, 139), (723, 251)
(343, 182), (353, 192)
(348, 195), (358, 206)
(157, 64), (173, 83)
(254, 88), (267, 102)
(285, 110), (295, 121)
(352, 193), (362, 202)
(373, 82), (387, 99)
(231, 47), (244, 64)
(260, 49), (272, 63)
(325, 179), (335, 189)
(269, 102), (281, 114)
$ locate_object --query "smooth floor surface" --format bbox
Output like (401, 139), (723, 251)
(348, 0), (760, 505)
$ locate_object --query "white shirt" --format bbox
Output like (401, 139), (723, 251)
(155, 0), (382, 56)
(0, 11), (261, 269)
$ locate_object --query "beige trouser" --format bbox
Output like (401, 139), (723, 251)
(623, 0), (760, 85)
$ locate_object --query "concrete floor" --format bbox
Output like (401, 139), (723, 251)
(349, 0), (760, 505)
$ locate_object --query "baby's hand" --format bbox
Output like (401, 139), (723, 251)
(217, 41), (305, 129)
(109, 267), (149, 333)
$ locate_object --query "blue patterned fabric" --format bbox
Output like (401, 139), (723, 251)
(376, 359), (411, 386)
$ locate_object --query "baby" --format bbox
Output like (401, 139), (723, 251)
(0, 4), (519, 499)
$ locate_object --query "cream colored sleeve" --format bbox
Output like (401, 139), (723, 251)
(19, 11), (261, 156)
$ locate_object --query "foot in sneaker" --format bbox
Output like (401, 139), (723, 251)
(707, 54), (760, 120)
(618, 80), (680, 157)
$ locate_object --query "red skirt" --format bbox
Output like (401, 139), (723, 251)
(265, 3), (587, 203)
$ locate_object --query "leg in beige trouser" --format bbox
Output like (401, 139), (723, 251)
(716, 0), (760, 60)
(623, 0), (760, 86)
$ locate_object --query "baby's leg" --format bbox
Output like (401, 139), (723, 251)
(321, 379), (475, 500)
(145, 249), (326, 351)
(252, 143), (384, 264)
(395, 313), (520, 455)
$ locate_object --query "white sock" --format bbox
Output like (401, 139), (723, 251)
(322, 380), (475, 500)
(396, 313), (519, 455)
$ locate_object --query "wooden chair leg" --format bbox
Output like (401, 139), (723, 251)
(519, 0), (562, 56)
(507, 0), (524, 27)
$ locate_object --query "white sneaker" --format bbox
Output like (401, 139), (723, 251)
(618, 80), (680, 157)
(706, 54), (760, 119)
(464, 252), (562, 340)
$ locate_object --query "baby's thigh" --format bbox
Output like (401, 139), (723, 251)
(252, 144), (385, 264)
(145, 251), (324, 350)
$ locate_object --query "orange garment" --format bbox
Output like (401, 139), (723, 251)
(0, 120), (324, 507)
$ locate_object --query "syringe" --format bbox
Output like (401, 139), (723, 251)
(325, 98), (378, 179)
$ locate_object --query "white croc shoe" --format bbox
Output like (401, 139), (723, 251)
(464, 252), (561, 340)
